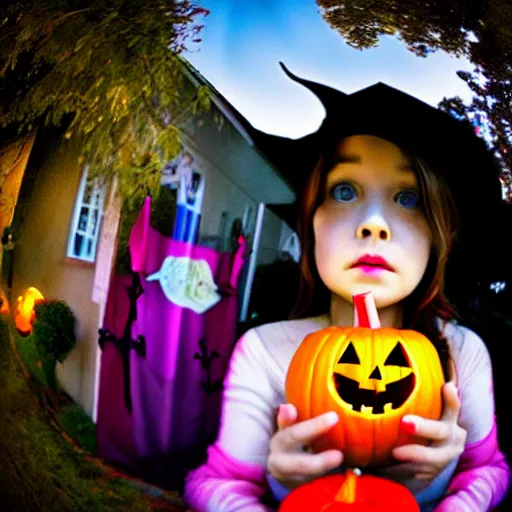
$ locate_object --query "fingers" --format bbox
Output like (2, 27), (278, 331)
(267, 449), (343, 482)
(440, 381), (461, 424)
(400, 415), (451, 442)
(271, 410), (339, 453)
(389, 384), (465, 482)
(269, 407), (343, 486)
(277, 404), (298, 430)
(392, 443), (462, 466)
(400, 383), (461, 441)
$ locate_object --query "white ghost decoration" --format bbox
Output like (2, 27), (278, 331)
(146, 256), (221, 314)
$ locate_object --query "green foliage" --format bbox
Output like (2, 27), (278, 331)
(114, 185), (178, 275)
(15, 323), (50, 385)
(114, 196), (146, 275)
(0, 0), (211, 205)
(439, 70), (511, 177)
(315, 0), (511, 172)
(150, 185), (179, 237)
(57, 403), (97, 454)
(315, 0), (510, 61)
(32, 300), (77, 364)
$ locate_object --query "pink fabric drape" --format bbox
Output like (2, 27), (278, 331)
(97, 197), (247, 487)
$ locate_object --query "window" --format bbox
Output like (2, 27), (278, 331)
(67, 166), (106, 263)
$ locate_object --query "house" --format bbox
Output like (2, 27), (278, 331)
(2, 59), (297, 421)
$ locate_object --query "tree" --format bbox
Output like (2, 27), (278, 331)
(315, 0), (511, 175)
(438, 69), (511, 194)
(0, 0), (210, 204)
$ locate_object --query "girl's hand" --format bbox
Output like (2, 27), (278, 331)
(267, 404), (344, 489)
(389, 382), (467, 482)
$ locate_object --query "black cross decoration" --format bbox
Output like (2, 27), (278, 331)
(98, 271), (146, 414)
(194, 337), (223, 395)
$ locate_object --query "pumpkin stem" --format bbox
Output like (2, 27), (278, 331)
(334, 469), (359, 503)
(353, 292), (381, 328)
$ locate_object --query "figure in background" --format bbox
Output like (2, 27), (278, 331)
(161, 151), (205, 244)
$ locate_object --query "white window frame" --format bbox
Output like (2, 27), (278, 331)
(66, 165), (106, 263)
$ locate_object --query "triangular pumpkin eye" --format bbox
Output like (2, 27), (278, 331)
(384, 342), (410, 367)
(338, 342), (360, 364)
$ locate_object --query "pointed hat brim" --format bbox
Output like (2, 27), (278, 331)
(252, 63), (510, 289)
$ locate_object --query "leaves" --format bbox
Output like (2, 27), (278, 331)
(32, 300), (77, 364)
(0, 0), (210, 203)
(316, 0), (511, 174)
(440, 67), (511, 181)
(316, 0), (472, 57)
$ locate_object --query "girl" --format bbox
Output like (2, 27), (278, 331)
(184, 64), (510, 511)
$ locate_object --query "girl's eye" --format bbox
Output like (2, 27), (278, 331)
(331, 182), (358, 203)
(395, 190), (420, 209)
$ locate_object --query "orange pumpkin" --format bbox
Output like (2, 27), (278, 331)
(278, 470), (419, 511)
(285, 293), (445, 467)
(15, 287), (45, 336)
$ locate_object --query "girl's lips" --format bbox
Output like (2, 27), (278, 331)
(350, 255), (395, 273)
(353, 264), (390, 275)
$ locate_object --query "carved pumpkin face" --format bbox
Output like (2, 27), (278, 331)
(333, 332), (417, 416)
(285, 326), (445, 467)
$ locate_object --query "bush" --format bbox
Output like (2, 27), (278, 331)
(32, 300), (77, 364)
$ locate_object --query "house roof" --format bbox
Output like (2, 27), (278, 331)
(179, 58), (327, 194)
(179, 58), (298, 205)
(179, 58), (260, 147)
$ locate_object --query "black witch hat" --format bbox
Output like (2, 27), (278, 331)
(253, 62), (511, 307)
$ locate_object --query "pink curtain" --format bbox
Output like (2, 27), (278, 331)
(96, 197), (247, 488)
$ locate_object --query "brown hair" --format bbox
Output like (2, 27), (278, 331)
(291, 139), (460, 381)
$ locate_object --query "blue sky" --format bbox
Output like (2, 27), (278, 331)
(184, 0), (474, 139)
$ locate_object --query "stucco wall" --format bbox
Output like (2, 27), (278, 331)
(12, 134), (100, 417)
(183, 96), (296, 253)
(185, 146), (258, 247)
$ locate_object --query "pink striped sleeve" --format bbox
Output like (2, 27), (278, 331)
(434, 419), (510, 511)
(184, 442), (273, 512)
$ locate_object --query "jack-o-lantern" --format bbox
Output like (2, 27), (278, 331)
(15, 287), (45, 336)
(278, 470), (419, 511)
(285, 293), (445, 467)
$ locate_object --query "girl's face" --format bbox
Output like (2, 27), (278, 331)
(313, 135), (432, 310)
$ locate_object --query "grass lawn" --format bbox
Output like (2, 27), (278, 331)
(0, 318), (189, 511)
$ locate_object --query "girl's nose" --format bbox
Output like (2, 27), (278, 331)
(356, 211), (392, 242)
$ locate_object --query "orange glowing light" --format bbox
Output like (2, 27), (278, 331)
(0, 288), (9, 315)
(15, 287), (45, 336)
